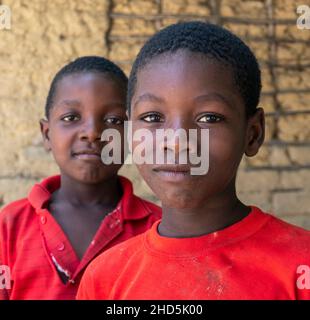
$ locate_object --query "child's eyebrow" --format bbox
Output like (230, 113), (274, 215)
(194, 93), (233, 109)
(133, 93), (164, 108)
(134, 92), (233, 110)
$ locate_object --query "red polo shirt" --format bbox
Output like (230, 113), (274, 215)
(0, 175), (161, 300)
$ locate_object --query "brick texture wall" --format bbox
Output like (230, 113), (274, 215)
(0, 0), (309, 229)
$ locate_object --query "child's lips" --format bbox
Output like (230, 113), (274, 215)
(73, 150), (102, 161)
(152, 165), (192, 182)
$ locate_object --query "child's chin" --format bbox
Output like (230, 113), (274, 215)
(74, 172), (113, 185)
(162, 193), (201, 210)
(74, 176), (102, 185)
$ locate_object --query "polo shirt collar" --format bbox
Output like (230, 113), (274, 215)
(28, 175), (60, 211)
(114, 176), (154, 221)
(28, 175), (153, 221)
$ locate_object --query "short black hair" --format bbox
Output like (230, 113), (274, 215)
(128, 21), (261, 118)
(45, 56), (128, 118)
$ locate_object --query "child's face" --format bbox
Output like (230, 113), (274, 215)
(41, 72), (127, 184)
(131, 51), (264, 209)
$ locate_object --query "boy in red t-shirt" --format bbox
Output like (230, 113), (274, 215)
(77, 23), (310, 300)
(0, 56), (161, 300)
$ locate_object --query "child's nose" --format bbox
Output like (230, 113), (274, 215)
(160, 118), (197, 155)
(161, 134), (197, 155)
(78, 119), (102, 142)
(166, 116), (192, 131)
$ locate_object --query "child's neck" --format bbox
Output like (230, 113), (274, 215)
(54, 174), (122, 208)
(159, 190), (250, 238)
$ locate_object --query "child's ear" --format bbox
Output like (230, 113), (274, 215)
(245, 108), (265, 157)
(40, 119), (51, 151)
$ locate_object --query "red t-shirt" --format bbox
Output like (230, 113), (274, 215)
(77, 206), (310, 300)
(0, 175), (161, 300)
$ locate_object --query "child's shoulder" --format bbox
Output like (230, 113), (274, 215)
(0, 175), (60, 228)
(88, 229), (147, 275)
(0, 198), (37, 240)
(0, 198), (33, 222)
(78, 231), (148, 299)
(265, 211), (310, 240)
(98, 230), (145, 262)
(256, 207), (310, 257)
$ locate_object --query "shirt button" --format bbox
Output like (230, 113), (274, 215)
(57, 243), (65, 251)
(40, 216), (46, 224)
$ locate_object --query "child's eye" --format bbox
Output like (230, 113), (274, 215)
(61, 114), (80, 122)
(105, 117), (124, 125)
(197, 114), (223, 123)
(140, 113), (164, 123)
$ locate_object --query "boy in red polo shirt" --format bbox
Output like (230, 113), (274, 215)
(77, 23), (310, 300)
(0, 56), (161, 300)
